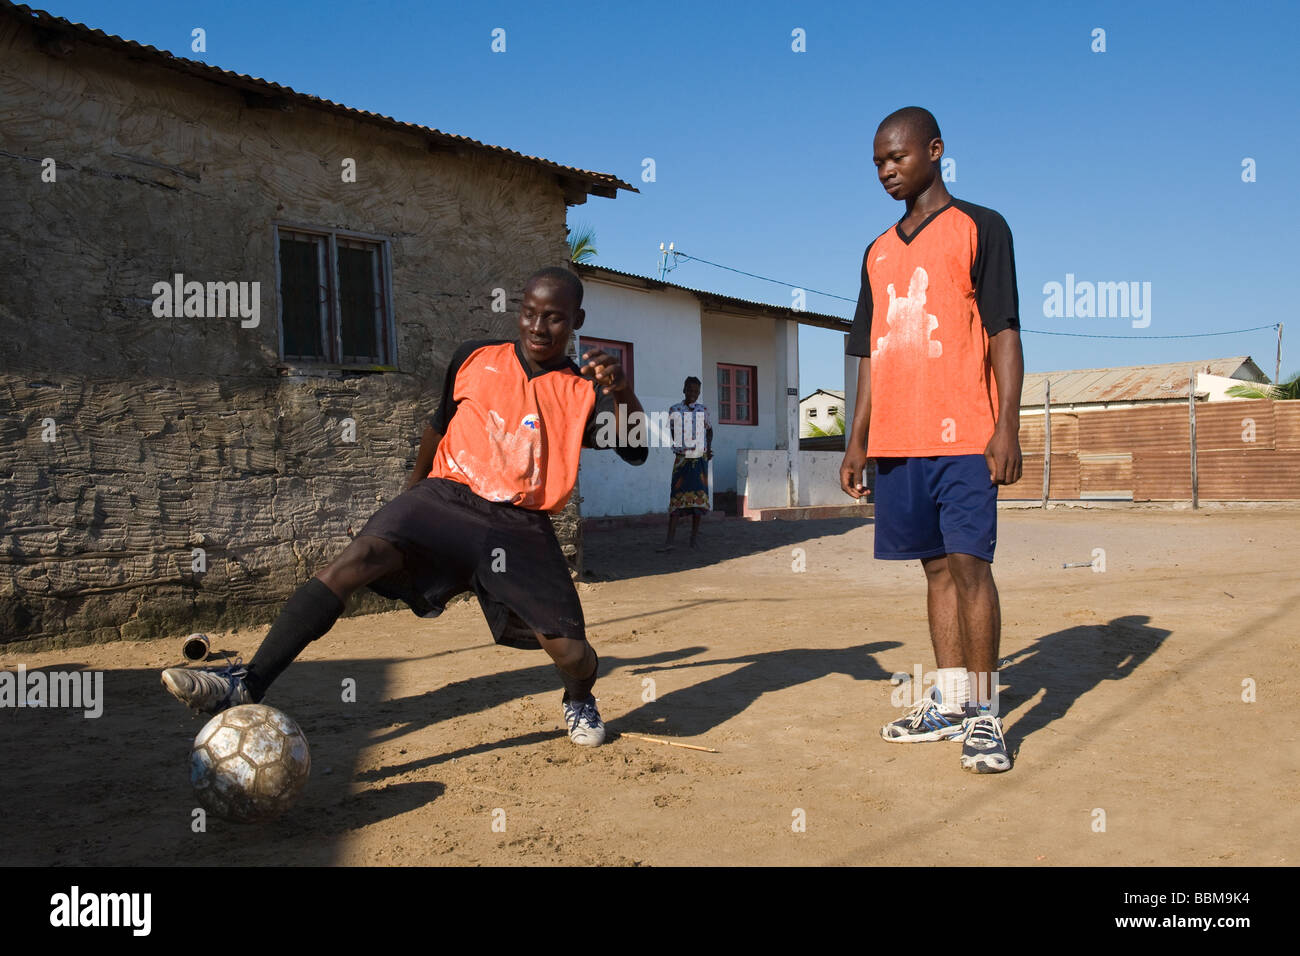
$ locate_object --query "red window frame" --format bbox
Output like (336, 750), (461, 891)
(717, 363), (757, 425)
(578, 336), (634, 392)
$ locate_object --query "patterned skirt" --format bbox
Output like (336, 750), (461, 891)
(669, 454), (710, 515)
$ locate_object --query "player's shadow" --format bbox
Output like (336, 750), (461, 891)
(582, 515), (872, 582)
(335, 646), (711, 785)
(997, 614), (1170, 756)
(613, 641), (904, 737)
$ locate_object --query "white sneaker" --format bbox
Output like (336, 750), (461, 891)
(562, 697), (606, 747)
(880, 696), (967, 742)
(161, 661), (253, 714)
(958, 713), (1012, 773)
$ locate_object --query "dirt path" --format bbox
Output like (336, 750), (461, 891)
(3, 508), (1296, 866)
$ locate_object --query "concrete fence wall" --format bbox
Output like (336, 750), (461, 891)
(736, 449), (860, 514)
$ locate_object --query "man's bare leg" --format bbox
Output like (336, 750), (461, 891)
(944, 552), (1000, 707)
(537, 632), (604, 745)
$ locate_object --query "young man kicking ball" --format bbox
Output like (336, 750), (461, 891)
(162, 266), (646, 746)
(840, 107), (1024, 773)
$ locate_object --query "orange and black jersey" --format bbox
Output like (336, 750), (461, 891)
(846, 198), (1020, 458)
(427, 339), (646, 513)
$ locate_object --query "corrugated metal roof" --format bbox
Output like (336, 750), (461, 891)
(0, 1), (636, 199)
(575, 263), (851, 331)
(1023, 357), (1267, 406)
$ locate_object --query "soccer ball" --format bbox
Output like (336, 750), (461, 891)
(191, 704), (311, 823)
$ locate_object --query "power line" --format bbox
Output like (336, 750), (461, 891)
(1020, 324), (1279, 340)
(671, 252), (857, 303)
(667, 250), (1282, 342)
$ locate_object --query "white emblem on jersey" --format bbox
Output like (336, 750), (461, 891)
(521, 414), (539, 430)
(874, 265), (943, 359)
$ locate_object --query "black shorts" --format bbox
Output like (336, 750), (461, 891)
(357, 478), (584, 650)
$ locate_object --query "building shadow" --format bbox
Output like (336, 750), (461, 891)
(583, 515), (873, 583)
(0, 646), (707, 866)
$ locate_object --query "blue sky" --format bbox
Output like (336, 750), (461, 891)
(47, 0), (1299, 391)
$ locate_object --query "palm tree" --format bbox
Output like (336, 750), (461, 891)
(1226, 371), (1300, 400)
(568, 223), (597, 264)
(804, 413), (846, 438)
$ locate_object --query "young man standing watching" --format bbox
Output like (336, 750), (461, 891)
(840, 107), (1024, 773)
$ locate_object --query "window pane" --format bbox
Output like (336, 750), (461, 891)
(721, 402), (731, 418)
(736, 387), (748, 404)
(718, 368), (730, 386)
(736, 369), (750, 386)
(338, 243), (380, 363)
(280, 236), (325, 359)
(737, 404), (749, 421)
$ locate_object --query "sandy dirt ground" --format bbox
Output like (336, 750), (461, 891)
(3, 507), (1297, 866)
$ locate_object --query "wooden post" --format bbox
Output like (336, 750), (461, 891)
(1042, 379), (1051, 508)
(1277, 322), (1285, 387)
(1189, 372), (1198, 509)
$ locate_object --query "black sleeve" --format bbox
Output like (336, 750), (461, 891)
(583, 381), (649, 466)
(845, 238), (877, 356)
(966, 205), (1020, 335)
(428, 340), (498, 433)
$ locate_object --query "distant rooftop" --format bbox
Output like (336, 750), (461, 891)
(800, 389), (845, 403)
(1023, 357), (1267, 406)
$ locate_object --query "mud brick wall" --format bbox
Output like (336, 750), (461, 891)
(0, 13), (582, 649)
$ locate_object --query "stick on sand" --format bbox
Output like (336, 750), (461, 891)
(621, 732), (718, 753)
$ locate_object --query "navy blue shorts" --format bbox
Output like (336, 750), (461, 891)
(873, 456), (997, 562)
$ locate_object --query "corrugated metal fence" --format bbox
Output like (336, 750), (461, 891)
(1001, 399), (1300, 501)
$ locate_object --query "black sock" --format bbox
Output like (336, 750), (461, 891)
(556, 645), (599, 703)
(244, 578), (345, 701)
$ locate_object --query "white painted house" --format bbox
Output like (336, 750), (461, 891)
(800, 388), (845, 437)
(574, 264), (850, 518)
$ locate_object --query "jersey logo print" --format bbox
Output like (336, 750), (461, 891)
(447, 409), (543, 507)
(874, 266), (943, 359)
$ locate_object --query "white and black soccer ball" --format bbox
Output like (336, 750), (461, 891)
(191, 704), (311, 823)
